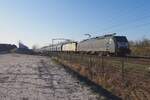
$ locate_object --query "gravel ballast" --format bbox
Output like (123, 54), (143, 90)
(0, 54), (103, 100)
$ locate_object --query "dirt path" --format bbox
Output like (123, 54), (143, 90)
(0, 54), (104, 100)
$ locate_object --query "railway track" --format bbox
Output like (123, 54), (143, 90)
(126, 55), (150, 59)
(47, 51), (150, 60)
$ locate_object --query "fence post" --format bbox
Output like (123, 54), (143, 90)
(121, 58), (125, 81)
(90, 55), (92, 68)
(101, 55), (104, 74)
(69, 52), (72, 64)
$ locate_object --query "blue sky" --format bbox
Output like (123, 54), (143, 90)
(0, 0), (150, 48)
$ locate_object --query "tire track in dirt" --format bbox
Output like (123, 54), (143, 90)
(0, 54), (104, 100)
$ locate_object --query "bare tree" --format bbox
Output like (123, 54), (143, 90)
(32, 44), (39, 50)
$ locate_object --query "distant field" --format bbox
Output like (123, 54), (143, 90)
(130, 46), (150, 56)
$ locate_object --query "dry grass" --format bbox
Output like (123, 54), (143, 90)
(131, 47), (150, 56)
(129, 38), (150, 56)
(53, 53), (150, 100)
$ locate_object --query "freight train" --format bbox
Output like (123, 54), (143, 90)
(40, 34), (131, 56)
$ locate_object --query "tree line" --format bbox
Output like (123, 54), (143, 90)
(129, 38), (150, 56)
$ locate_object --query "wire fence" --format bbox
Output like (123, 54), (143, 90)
(48, 52), (150, 100)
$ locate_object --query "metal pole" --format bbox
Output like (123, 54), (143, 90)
(121, 58), (124, 81)
(101, 55), (104, 74)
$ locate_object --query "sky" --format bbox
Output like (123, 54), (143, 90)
(0, 0), (150, 48)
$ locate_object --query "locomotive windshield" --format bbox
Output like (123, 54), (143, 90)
(114, 36), (128, 42)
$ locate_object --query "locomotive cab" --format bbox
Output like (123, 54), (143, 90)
(113, 36), (131, 56)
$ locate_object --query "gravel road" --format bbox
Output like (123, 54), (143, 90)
(0, 54), (103, 100)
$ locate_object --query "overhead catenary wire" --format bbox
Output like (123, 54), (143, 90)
(102, 2), (147, 26)
(92, 2), (150, 35)
(100, 15), (150, 33)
